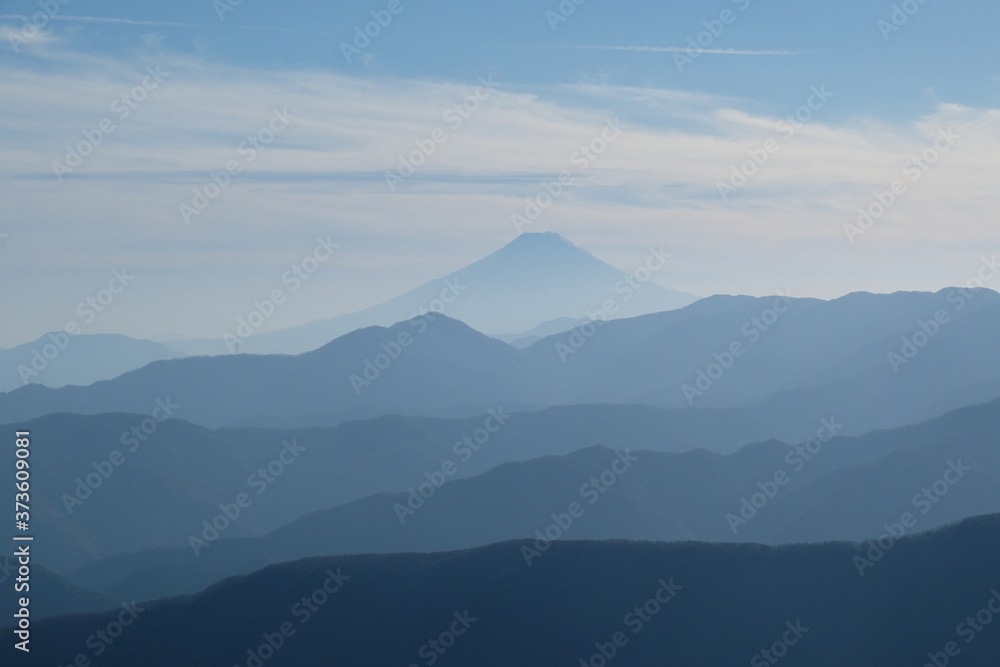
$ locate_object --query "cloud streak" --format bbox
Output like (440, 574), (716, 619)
(0, 14), (195, 28)
(0, 14), (345, 35)
(545, 44), (801, 56)
(1, 46), (997, 345)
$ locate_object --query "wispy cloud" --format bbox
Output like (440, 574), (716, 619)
(0, 14), (194, 28)
(0, 14), (344, 35)
(1, 46), (997, 343)
(0, 24), (60, 48)
(546, 44), (801, 56)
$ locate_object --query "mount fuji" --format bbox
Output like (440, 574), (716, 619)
(169, 232), (697, 356)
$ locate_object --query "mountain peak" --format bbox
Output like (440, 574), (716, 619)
(505, 231), (575, 246)
(231, 232), (699, 353)
(471, 232), (606, 273)
(495, 231), (585, 254)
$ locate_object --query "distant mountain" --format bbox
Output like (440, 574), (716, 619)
(524, 287), (1000, 408)
(491, 315), (585, 348)
(0, 333), (184, 392)
(5, 402), (856, 572)
(167, 232), (698, 355)
(0, 316), (553, 428)
(0, 558), (117, 620)
(2, 290), (999, 438)
(522, 288), (1000, 438)
(64, 396), (1000, 601)
(13, 515), (1000, 666)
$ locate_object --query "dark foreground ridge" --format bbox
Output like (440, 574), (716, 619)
(7, 514), (1000, 666)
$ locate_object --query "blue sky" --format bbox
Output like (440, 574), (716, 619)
(1, 0), (999, 346)
(7, 0), (996, 116)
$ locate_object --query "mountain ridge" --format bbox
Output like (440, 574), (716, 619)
(11, 514), (1000, 666)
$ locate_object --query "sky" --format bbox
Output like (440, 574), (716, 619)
(1, 0), (999, 347)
